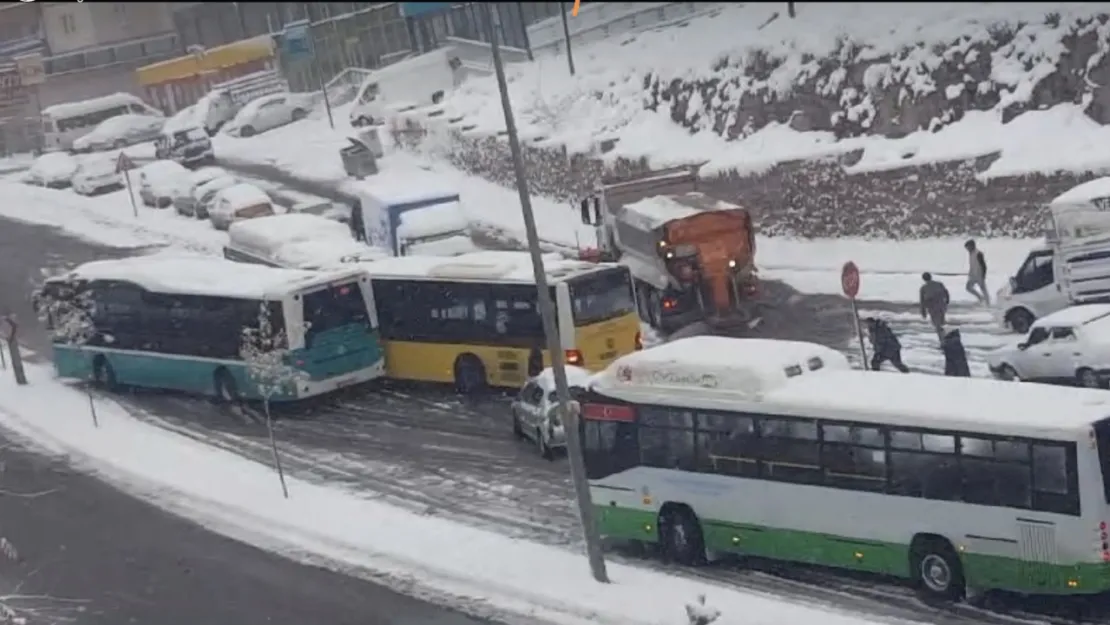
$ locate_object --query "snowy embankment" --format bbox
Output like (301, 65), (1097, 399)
(0, 364), (928, 625)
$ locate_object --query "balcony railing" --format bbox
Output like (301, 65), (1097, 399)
(43, 32), (181, 77)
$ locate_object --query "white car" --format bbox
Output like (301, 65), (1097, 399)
(71, 155), (122, 196)
(510, 365), (593, 459)
(137, 160), (190, 208)
(174, 167), (230, 218)
(72, 113), (165, 153)
(25, 152), (78, 188)
(987, 303), (1110, 388)
(190, 174), (238, 220)
(209, 182), (275, 230)
(222, 93), (315, 137)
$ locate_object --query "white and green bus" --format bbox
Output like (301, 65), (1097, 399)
(579, 336), (1110, 599)
(38, 255), (385, 401)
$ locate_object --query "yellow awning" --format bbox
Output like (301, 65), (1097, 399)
(136, 35), (275, 87)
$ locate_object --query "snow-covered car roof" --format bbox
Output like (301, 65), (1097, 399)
(228, 213), (352, 255)
(29, 152), (78, 177)
(162, 105), (198, 134)
(139, 159), (188, 179)
(188, 166), (228, 187)
(84, 114), (163, 139)
(233, 94), (285, 122)
(532, 366), (594, 392)
(215, 182), (270, 208)
(74, 154), (118, 173)
(193, 175), (237, 200)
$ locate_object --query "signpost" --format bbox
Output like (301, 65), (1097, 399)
(116, 152), (138, 218)
(1, 315), (26, 386)
(841, 261), (868, 367)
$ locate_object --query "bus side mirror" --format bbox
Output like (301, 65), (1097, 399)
(1009, 276), (1017, 289)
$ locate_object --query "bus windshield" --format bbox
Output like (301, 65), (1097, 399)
(569, 268), (635, 326)
(302, 281), (370, 346)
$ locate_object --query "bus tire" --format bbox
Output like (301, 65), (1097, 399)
(91, 356), (118, 391)
(453, 355), (486, 395)
(213, 368), (240, 404)
(659, 503), (706, 566)
(910, 535), (965, 601)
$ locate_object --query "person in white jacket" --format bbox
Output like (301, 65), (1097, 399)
(965, 239), (989, 306)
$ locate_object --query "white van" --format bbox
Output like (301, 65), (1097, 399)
(42, 93), (162, 152)
(224, 213), (384, 270)
(348, 48), (463, 127)
(993, 177), (1110, 332)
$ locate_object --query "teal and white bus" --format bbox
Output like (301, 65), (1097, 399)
(38, 255), (385, 401)
(579, 336), (1110, 600)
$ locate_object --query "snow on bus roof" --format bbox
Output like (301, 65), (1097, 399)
(228, 213), (352, 254)
(764, 371), (1110, 437)
(42, 93), (140, 118)
(364, 251), (610, 284)
(275, 239), (387, 270)
(591, 337), (849, 398)
(60, 255), (357, 300)
(1051, 177), (1110, 207)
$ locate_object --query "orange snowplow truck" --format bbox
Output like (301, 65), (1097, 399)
(579, 166), (760, 334)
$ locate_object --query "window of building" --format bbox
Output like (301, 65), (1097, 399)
(61, 14), (77, 35)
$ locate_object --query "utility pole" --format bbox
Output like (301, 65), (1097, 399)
(480, 1), (607, 583)
(559, 2), (576, 76)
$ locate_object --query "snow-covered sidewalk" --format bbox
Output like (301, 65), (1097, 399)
(0, 362), (926, 625)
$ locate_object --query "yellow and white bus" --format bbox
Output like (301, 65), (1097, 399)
(363, 251), (642, 392)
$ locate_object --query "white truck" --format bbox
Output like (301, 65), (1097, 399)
(994, 177), (1110, 333)
(579, 167), (760, 333)
(352, 184), (477, 258)
(348, 48), (463, 127)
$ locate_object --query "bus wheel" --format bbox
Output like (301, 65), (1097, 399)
(213, 368), (240, 404)
(659, 504), (706, 566)
(911, 535), (965, 601)
(91, 356), (118, 391)
(453, 355), (486, 395)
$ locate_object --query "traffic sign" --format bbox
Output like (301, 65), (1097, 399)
(841, 261), (860, 299)
(282, 20), (313, 62)
(14, 53), (44, 87)
(115, 152), (134, 173)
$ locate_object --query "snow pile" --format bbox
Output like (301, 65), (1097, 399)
(387, 3), (1110, 239)
(0, 364), (924, 625)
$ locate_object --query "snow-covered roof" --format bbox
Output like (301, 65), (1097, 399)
(216, 183), (270, 208)
(405, 234), (478, 257)
(534, 365), (594, 392)
(364, 251), (612, 284)
(275, 239), (387, 270)
(762, 371), (1110, 438)
(1051, 177), (1110, 207)
(91, 113), (161, 136)
(56, 255), (360, 300)
(228, 213), (353, 257)
(356, 176), (458, 206)
(1034, 304), (1110, 328)
(139, 159), (188, 179)
(591, 337), (848, 399)
(396, 201), (469, 238)
(41, 92), (142, 118)
(188, 166), (228, 188)
(621, 192), (739, 230)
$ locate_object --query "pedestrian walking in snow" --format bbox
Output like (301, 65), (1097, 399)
(349, 198), (366, 243)
(919, 272), (950, 340)
(965, 239), (990, 306)
(864, 317), (910, 373)
(942, 328), (971, 377)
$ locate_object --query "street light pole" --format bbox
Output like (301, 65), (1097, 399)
(559, 2), (576, 76)
(480, 1), (608, 584)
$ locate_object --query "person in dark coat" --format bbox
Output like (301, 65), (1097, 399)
(919, 272), (951, 340)
(864, 317), (910, 373)
(349, 198), (366, 242)
(942, 328), (971, 377)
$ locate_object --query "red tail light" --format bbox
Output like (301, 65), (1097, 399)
(565, 349), (583, 366)
(662, 297), (677, 310)
(634, 331), (643, 351)
(582, 403), (636, 422)
(295, 359), (305, 366)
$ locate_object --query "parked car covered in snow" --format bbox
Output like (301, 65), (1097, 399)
(174, 167), (231, 218)
(25, 152), (78, 188)
(511, 366), (593, 459)
(208, 182), (274, 230)
(137, 160), (189, 208)
(154, 125), (214, 167)
(222, 92), (315, 137)
(987, 303), (1110, 387)
(224, 213), (376, 267)
(71, 155), (122, 196)
(189, 174), (238, 219)
(72, 113), (165, 152)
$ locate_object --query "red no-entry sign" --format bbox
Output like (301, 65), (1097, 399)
(841, 261), (860, 299)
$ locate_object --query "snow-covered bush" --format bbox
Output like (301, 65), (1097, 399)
(685, 594), (721, 625)
(34, 282), (101, 426)
(239, 303), (308, 498)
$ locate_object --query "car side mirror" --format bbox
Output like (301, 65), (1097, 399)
(1009, 277), (1017, 289)
(1017, 342), (1028, 351)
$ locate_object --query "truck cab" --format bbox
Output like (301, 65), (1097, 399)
(994, 177), (1110, 333)
(352, 185), (477, 257)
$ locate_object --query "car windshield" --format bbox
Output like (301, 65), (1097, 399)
(173, 128), (207, 145)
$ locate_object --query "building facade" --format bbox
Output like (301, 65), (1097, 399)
(0, 3), (47, 155)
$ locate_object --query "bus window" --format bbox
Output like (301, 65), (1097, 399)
(568, 268), (635, 326)
(302, 281), (370, 346)
(1095, 418), (1110, 503)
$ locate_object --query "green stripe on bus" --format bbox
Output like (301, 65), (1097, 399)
(594, 504), (1110, 595)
